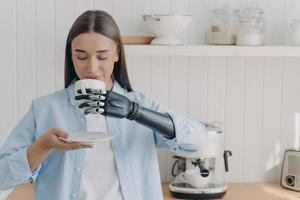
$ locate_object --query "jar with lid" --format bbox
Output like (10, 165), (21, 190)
(207, 5), (239, 45)
(287, 19), (300, 46)
(236, 3), (265, 46)
(242, 2), (264, 19)
(236, 17), (265, 45)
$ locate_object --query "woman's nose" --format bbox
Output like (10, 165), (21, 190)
(86, 57), (99, 72)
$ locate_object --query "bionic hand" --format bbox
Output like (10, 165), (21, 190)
(75, 89), (175, 139)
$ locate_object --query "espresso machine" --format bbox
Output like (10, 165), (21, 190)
(169, 121), (232, 199)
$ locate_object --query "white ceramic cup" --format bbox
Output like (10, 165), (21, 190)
(75, 79), (107, 133)
(179, 168), (211, 188)
(75, 79), (105, 95)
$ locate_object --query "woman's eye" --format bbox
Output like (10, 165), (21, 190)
(77, 56), (87, 60)
(98, 57), (108, 60)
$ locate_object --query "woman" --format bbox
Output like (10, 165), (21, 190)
(0, 10), (206, 200)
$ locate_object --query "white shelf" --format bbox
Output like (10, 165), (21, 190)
(124, 45), (300, 57)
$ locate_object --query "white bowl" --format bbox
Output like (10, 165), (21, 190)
(142, 14), (192, 45)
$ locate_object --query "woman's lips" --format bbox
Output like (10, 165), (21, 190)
(86, 76), (101, 79)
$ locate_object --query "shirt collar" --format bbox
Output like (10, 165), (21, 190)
(67, 79), (126, 106)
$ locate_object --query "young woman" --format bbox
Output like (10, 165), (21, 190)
(0, 10), (206, 200)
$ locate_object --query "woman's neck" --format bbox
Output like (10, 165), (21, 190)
(106, 78), (114, 91)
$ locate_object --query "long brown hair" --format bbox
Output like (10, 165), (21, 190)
(64, 10), (132, 92)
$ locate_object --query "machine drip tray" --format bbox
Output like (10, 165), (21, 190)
(170, 190), (226, 199)
(169, 182), (228, 199)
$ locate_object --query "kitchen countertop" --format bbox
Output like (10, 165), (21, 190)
(163, 182), (300, 200)
(5, 182), (300, 200)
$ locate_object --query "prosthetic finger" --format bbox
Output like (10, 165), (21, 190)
(76, 88), (107, 94)
(75, 94), (91, 100)
(78, 101), (105, 109)
(85, 88), (107, 95)
(75, 94), (106, 101)
(83, 107), (105, 115)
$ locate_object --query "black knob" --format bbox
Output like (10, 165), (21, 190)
(285, 175), (295, 187)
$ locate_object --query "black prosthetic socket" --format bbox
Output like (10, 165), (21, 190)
(127, 102), (175, 139)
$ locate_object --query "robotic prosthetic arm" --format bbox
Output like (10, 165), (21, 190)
(75, 89), (175, 139)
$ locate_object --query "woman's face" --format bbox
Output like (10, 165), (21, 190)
(71, 32), (119, 90)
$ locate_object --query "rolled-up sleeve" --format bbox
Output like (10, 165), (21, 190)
(137, 93), (207, 153)
(154, 110), (207, 153)
(0, 101), (41, 190)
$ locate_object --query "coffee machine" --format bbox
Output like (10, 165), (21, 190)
(169, 121), (232, 199)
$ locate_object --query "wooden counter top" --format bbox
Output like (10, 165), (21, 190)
(6, 182), (300, 200)
(163, 182), (300, 200)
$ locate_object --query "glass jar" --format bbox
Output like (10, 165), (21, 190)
(287, 19), (300, 46)
(242, 2), (264, 19)
(237, 2), (265, 46)
(236, 17), (265, 45)
(207, 6), (239, 45)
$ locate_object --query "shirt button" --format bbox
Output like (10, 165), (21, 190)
(72, 193), (77, 198)
(28, 177), (34, 184)
(76, 167), (81, 171)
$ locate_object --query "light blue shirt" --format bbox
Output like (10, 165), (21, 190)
(0, 81), (206, 200)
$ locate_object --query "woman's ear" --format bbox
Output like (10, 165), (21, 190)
(115, 47), (119, 62)
(114, 56), (119, 62)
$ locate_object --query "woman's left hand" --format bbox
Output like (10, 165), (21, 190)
(74, 89), (134, 118)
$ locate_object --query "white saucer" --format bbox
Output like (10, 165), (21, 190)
(58, 132), (114, 144)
